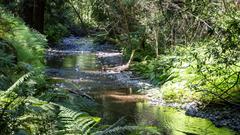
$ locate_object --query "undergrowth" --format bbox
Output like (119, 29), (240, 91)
(132, 11), (240, 105)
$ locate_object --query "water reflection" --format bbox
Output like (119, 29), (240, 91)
(89, 88), (145, 124)
(47, 53), (101, 71)
(46, 37), (237, 135)
(135, 103), (236, 135)
(90, 88), (235, 135)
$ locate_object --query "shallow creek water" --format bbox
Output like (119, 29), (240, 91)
(46, 37), (237, 135)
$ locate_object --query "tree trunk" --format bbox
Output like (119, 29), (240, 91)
(67, 0), (85, 28)
(154, 27), (159, 57)
(104, 49), (136, 72)
(22, 0), (34, 27)
(1, 0), (13, 5)
(22, 0), (45, 33)
(33, 0), (46, 33)
(117, 0), (131, 47)
(222, 0), (228, 11)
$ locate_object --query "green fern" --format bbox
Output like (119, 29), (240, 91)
(92, 117), (160, 135)
(5, 72), (33, 93)
(94, 126), (138, 135)
(93, 125), (160, 135)
(54, 105), (101, 135)
(0, 6), (46, 68)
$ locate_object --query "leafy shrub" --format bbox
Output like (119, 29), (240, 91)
(133, 55), (175, 86)
(134, 38), (240, 104)
(44, 23), (70, 43)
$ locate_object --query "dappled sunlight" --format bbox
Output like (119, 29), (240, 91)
(135, 103), (236, 135)
(46, 37), (237, 134)
(90, 89), (146, 103)
(96, 52), (123, 58)
(1, 0), (240, 134)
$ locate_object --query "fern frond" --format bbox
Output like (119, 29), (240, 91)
(94, 126), (161, 135)
(5, 72), (33, 93)
(54, 105), (101, 135)
(93, 126), (139, 135)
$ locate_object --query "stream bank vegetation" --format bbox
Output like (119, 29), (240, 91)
(1, 0), (240, 134)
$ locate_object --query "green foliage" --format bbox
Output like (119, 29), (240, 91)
(54, 105), (101, 135)
(44, 23), (70, 43)
(44, 0), (72, 43)
(134, 39), (240, 104)
(0, 6), (159, 135)
(0, 6), (47, 93)
(188, 11), (240, 103)
(2, 0), (240, 134)
(0, 72), (48, 134)
(0, 40), (16, 89)
(0, 7), (51, 134)
(0, 75), (102, 134)
(118, 1), (240, 105)
(0, 6), (46, 67)
(133, 56), (175, 86)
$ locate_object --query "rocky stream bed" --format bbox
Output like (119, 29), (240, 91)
(46, 36), (239, 135)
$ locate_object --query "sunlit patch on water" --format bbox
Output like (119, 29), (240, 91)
(135, 103), (236, 135)
(89, 88), (146, 103)
(46, 37), (237, 135)
(88, 88), (236, 135)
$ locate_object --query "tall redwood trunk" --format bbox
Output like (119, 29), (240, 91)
(22, 0), (46, 33)
(33, 0), (45, 33)
(22, 0), (34, 27)
(0, 0), (13, 5)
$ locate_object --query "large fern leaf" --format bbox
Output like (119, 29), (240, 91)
(54, 105), (101, 135)
(5, 72), (33, 93)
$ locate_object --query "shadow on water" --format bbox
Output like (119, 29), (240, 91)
(46, 37), (237, 135)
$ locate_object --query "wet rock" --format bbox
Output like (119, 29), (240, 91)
(185, 102), (199, 116)
(186, 105), (240, 132)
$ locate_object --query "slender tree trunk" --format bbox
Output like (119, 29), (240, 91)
(67, 0), (85, 28)
(154, 27), (159, 57)
(169, 23), (176, 47)
(117, 0), (131, 47)
(222, 0), (228, 11)
(140, 34), (146, 50)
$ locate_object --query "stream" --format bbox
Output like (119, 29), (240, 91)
(46, 36), (237, 135)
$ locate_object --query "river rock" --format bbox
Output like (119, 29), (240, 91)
(185, 102), (199, 116)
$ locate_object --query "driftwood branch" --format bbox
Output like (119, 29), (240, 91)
(104, 49), (136, 72)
